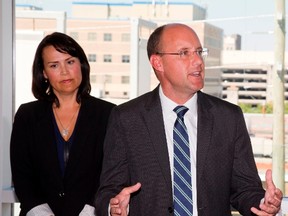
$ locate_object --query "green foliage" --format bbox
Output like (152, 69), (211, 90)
(239, 102), (288, 114)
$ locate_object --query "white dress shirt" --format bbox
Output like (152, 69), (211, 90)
(159, 86), (198, 215)
(159, 87), (283, 216)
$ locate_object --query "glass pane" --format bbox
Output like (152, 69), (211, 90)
(13, 1), (288, 215)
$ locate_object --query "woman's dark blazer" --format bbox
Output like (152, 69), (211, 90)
(10, 95), (115, 216)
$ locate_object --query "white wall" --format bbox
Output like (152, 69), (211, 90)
(15, 31), (44, 109)
(0, 0), (15, 215)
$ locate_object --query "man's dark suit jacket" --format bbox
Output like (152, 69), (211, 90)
(95, 87), (265, 216)
(10, 96), (115, 216)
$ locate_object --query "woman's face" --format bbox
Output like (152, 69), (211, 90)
(42, 45), (82, 98)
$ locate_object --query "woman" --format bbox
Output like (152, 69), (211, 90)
(10, 32), (115, 216)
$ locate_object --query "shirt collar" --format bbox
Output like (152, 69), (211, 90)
(159, 86), (198, 116)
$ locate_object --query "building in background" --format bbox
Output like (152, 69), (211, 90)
(223, 34), (241, 50)
(221, 50), (288, 106)
(15, 0), (223, 104)
(72, 0), (207, 21)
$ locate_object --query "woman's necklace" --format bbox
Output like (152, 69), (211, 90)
(54, 105), (80, 139)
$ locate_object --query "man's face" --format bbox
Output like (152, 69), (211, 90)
(153, 24), (205, 103)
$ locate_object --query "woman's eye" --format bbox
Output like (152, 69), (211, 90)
(49, 64), (57, 68)
(67, 59), (75, 65)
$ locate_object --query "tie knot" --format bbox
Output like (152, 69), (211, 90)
(173, 106), (188, 118)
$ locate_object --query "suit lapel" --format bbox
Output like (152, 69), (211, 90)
(140, 90), (214, 201)
(35, 103), (63, 180)
(196, 92), (213, 179)
(142, 87), (172, 193)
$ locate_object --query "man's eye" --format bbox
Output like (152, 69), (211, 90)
(196, 50), (203, 56)
(180, 50), (190, 56)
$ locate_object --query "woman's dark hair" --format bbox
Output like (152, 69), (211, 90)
(32, 32), (91, 107)
(147, 24), (166, 59)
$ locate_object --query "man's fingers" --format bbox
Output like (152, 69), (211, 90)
(265, 169), (275, 189)
(110, 206), (122, 215)
(120, 182), (141, 195)
(275, 188), (283, 199)
(110, 197), (120, 206)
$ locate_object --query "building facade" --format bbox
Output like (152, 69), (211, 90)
(16, 0), (223, 102)
(221, 50), (288, 105)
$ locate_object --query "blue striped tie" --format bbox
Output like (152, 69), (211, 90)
(173, 106), (193, 216)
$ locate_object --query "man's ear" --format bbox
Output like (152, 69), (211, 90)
(150, 54), (163, 72)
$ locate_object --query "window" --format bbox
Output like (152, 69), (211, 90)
(10, 3), (287, 216)
(103, 54), (112, 62)
(121, 76), (130, 84)
(104, 33), (112, 41)
(88, 54), (96, 62)
(121, 33), (130, 42)
(88, 32), (97, 41)
(122, 55), (130, 63)
(105, 75), (112, 83)
(90, 74), (97, 83)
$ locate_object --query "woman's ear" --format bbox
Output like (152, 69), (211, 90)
(43, 70), (48, 79)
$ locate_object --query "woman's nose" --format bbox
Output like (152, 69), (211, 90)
(60, 65), (68, 75)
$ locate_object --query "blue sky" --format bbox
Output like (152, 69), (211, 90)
(15, 0), (287, 51)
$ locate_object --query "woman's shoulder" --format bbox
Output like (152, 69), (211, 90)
(13, 100), (52, 125)
(15, 100), (51, 116)
(17, 100), (49, 110)
(82, 95), (116, 108)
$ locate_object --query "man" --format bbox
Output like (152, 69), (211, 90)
(95, 23), (282, 216)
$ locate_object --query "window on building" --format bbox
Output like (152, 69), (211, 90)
(103, 54), (112, 62)
(88, 54), (96, 62)
(122, 55), (130, 63)
(90, 74), (97, 83)
(105, 75), (112, 83)
(69, 32), (79, 40)
(121, 76), (130, 84)
(104, 33), (112, 41)
(88, 32), (97, 41)
(121, 33), (130, 42)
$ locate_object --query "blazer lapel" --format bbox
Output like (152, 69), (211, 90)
(35, 103), (63, 180)
(142, 87), (172, 193)
(64, 99), (91, 175)
(196, 92), (214, 179)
